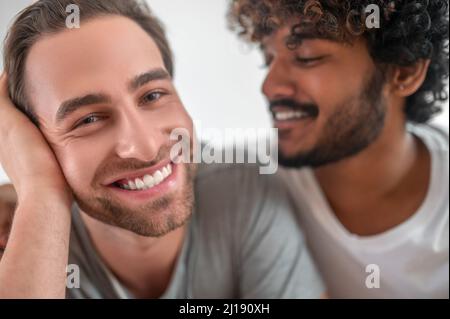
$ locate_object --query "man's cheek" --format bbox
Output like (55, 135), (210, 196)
(168, 105), (194, 135)
(57, 155), (96, 191)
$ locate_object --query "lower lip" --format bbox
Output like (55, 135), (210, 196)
(107, 163), (180, 202)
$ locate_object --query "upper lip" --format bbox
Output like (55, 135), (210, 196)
(102, 158), (172, 186)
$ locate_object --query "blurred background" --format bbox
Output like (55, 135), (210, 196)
(0, 0), (448, 184)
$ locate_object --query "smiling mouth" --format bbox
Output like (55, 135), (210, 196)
(270, 103), (319, 123)
(111, 163), (173, 191)
(272, 110), (312, 121)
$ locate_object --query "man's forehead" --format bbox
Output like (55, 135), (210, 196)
(26, 15), (164, 76)
(24, 15), (166, 120)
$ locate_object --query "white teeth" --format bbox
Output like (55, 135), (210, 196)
(162, 167), (169, 178)
(274, 111), (307, 121)
(128, 180), (137, 190)
(119, 163), (173, 191)
(135, 178), (146, 190)
(154, 170), (164, 184)
(143, 174), (155, 188)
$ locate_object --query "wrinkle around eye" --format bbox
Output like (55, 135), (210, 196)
(46, 121), (92, 147)
(48, 134), (76, 149)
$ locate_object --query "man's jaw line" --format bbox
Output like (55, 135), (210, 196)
(79, 208), (188, 253)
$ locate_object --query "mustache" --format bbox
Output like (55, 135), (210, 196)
(269, 98), (319, 117)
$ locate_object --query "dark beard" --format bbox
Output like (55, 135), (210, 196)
(278, 68), (386, 168)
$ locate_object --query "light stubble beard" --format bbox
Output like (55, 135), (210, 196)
(74, 160), (198, 237)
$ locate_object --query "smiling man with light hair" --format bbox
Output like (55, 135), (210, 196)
(0, 0), (323, 299)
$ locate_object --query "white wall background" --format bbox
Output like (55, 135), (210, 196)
(0, 0), (448, 184)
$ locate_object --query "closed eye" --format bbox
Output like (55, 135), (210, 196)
(294, 56), (326, 67)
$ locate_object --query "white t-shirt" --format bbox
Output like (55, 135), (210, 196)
(280, 124), (449, 298)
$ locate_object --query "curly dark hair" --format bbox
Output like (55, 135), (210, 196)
(228, 0), (449, 123)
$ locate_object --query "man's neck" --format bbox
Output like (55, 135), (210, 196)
(314, 111), (431, 236)
(80, 212), (186, 298)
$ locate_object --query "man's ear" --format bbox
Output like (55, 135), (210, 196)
(389, 59), (431, 97)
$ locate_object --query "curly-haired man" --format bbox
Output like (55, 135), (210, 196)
(229, 0), (449, 298)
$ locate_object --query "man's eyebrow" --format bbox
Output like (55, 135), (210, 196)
(128, 68), (170, 92)
(56, 93), (111, 123)
(55, 68), (170, 123)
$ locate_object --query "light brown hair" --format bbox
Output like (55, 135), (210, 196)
(3, 0), (174, 125)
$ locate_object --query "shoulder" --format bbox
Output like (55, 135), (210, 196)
(409, 123), (449, 152)
(192, 162), (301, 240)
(195, 162), (285, 194)
(194, 162), (292, 215)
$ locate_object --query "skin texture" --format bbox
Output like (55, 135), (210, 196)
(263, 23), (432, 236)
(0, 16), (196, 298)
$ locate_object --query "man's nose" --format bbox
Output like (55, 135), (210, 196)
(262, 59), (296, 101)
(114, 108), (165, 162)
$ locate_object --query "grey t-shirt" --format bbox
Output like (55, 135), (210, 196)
(67, 163), (324, 298)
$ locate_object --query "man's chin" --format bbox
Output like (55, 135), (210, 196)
(277, 145), (333, 169)
(277, 153), (308, 168)
(277, 144), (313, 168)
(75, 186), (194, 238)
